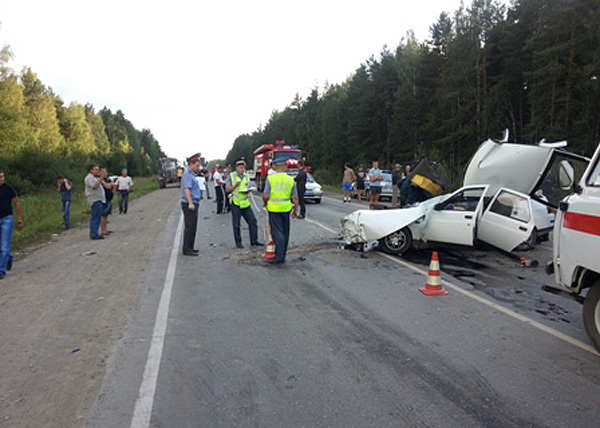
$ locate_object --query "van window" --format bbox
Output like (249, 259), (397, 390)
(586, 157), (600, 187)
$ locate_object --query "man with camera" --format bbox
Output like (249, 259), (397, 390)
(57, 175), (73, 229)
(84, 165), (106, 240)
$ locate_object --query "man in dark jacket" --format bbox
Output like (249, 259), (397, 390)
(294, 160), (307, 219)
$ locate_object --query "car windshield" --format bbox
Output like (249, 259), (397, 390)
(307, 173), (316, 183)
(275, 151), (301, 160)
(161, 160), (177, 169)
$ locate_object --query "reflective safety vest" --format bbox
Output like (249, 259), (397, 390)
(267, 173), (294, 212)
(231, 173), (251, 208)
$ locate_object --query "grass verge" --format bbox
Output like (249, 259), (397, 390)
(322, 184), (343, 194)
(12, 177), (159, 251)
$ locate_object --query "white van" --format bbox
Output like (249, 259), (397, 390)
(548, 143), (600, 351)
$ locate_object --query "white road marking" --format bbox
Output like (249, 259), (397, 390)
(257, 190), (596, 356)
(379, 253), (600, 357)
(304, 217), (338, 234)
(130, 213), (184, 428)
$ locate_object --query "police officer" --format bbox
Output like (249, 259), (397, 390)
(181, 154), (202, 256)
(225, 159), (263, 249)
(262, 156), (299, 264)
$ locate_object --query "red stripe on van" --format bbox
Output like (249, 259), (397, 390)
(563, 211), (600, 236)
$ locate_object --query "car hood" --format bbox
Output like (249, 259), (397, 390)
(340, 197), (443, 243)
(464, 139), (559, 196)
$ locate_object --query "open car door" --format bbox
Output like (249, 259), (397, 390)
(477, 188), (535, 252)
(423, 186), (488, 247)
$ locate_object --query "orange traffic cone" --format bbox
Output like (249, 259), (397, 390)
(419, 251), (448, 295)
(263, 240), (276, 259)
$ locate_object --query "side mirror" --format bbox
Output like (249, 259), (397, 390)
(558, 160), (575, 190)
(434, 203), (443, 211)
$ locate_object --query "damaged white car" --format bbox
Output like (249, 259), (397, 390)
(341, 184), (543, 254)
(341, 134), (590, 255)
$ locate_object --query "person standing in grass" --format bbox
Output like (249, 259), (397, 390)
(57, 175), (73, 229)
(0, 171), (24, 280)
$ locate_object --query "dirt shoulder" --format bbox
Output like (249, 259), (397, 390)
(0, 188), (179, 428)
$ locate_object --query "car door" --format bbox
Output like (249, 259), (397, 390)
(477, 188), (535, 252)
(423, 185), (489, 246)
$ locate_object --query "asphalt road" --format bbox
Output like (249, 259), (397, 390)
(90, 192), (600, 428)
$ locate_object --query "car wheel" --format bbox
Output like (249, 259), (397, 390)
(314, 198), (321, 204)
(525, 228), (538, 247)
(379, 227), (412, 255)
(583, 281), (600, 352)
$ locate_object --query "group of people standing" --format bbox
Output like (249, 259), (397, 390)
(342, 161), (411, 209)
(83, 166), (134, 240)
(0, 166), (134, 280)
(180, 153), (299, 264)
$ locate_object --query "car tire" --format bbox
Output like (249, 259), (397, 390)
(379, 227), (412, 255)
(525, 227), (538, 247)
(583, 281), (600, 352)
(314, 198), (321, 204)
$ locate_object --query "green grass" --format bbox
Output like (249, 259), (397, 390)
(12, 177), (159, 251)
(322, 184), (343, 194)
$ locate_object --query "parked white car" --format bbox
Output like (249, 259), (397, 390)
(303, 173), (323, 203)
(287, 172), (323, 203)
(341, 184), (544, 255)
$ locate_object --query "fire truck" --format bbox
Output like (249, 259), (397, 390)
(253, 140), (307, 190)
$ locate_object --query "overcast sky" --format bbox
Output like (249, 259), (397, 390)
(1, 0), (474, 162)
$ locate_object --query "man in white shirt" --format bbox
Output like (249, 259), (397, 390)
(195, 173), (206, 199)
(213, 165), (227, 214)
(115, 168), (134, 214)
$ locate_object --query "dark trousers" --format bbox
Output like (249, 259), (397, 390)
(118, 190), (130, 213)
(216, 186), (226, 213)
(298, 190), (306, 217)
(181, 202), (199, 252)
(62, 199), (71, 229)
(224, 187), (231, 212)
(269, 211), (291, 262)
(90, 201), (103, 239)
(231, 204), (259, 245)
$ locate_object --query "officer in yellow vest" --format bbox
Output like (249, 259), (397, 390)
(262, 156), (299, 264)
(225, 159), (263, 249)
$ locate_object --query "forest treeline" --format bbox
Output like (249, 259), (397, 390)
(0, 46), (165, 194)
(226, 0), (600, 186)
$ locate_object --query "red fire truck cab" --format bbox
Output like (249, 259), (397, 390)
(253, 140), (307, 190)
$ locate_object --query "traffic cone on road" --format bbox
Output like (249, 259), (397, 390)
(419, 251), (448, 295)
(263, 239), (276, 259)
